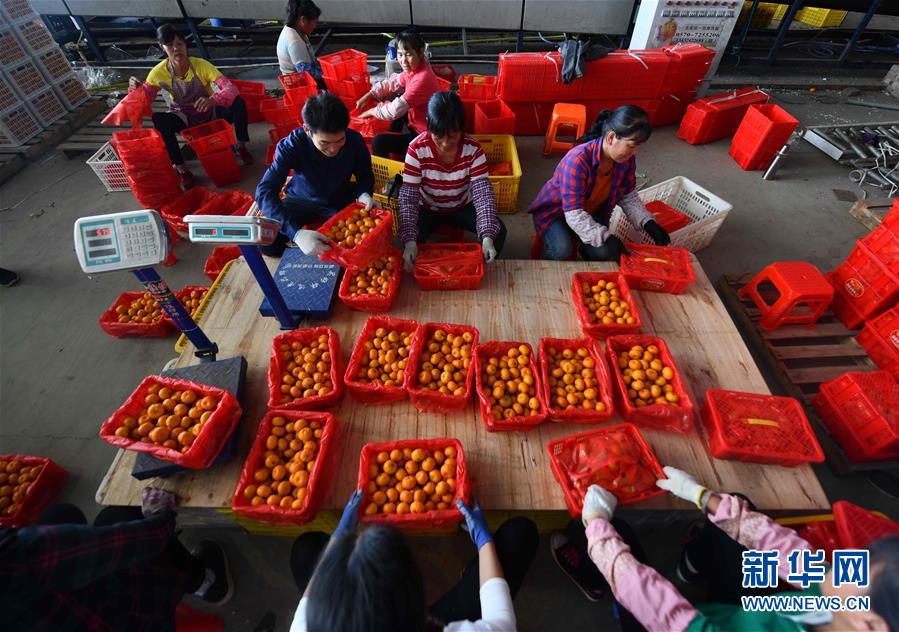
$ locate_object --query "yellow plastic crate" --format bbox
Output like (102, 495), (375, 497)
(473, 134), (522, 214)
(371, 155), (404, 233)
(174, 258), (236, 353)
(772, 3), (787, 20)
(795, 7), (846, 27)
(738, 1), (783, 28)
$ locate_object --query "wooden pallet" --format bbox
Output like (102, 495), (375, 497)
(717, 272), (897, 476)
(58, 94), (167, 157)
(849, 198), (894, 231)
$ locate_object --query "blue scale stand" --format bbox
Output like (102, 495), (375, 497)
(259, 248), (342, 321)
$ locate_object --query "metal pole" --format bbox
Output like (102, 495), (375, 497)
(838, 0), (881, 64)
(184, 17), (209, 59)
(314, 28), (333, 56)
(239, 245), (297, 330)
(766, 0), (804, 63)
(71, 15), (106, 63)
(461, 28), (468, 56)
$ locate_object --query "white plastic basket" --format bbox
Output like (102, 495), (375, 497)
(53, 72), (89, 111)
(86, 141), (130, 192)
(0, 102), (41, 146)
(609, 176), (732, 252)
(0, 26), (29, 69)
(26, 84), (65, 126)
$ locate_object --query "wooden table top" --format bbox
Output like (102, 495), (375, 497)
(96, 256), (828, 512)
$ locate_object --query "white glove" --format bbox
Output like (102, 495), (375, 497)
(403, 241), (418, 269)
(482, 237), (497, 263)
(656, 466), (708, 509)
(293, 229), (331, 256)
(357, 192), (374, 212)
(582, 484), (617, 526)
(565, 209), (610, 248)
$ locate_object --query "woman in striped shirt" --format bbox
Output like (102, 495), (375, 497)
(398, 92), (507, 269)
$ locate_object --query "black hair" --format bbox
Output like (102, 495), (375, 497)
(286, 0), (321, 27)
(396, 29), (426, 54)
(155, 23), (185, 47)
(870, 535), (899, 631)
(302, 92), (349, 134)
(579, 104), (652, 145)
(427, 91), (465, 136)
(305, 526), (427, 632)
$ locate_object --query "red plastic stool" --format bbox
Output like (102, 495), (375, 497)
(739, 262), (834, 332)
(543, 103), (587, 156)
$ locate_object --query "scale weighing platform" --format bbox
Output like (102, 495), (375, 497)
(259, 248), (341, 321)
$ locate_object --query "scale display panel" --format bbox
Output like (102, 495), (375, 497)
(74, 210), (168, 273)
(185, 215), (280, 246)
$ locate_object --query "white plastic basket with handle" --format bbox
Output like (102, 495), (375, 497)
(609, 176), (732, 252)
(86, 141), (130, 192)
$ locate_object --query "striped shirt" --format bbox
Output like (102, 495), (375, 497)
(398, 132), (500, 244)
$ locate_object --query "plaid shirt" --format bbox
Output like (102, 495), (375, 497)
(0, 512), (187, 631)
(528, 137), (636, 236)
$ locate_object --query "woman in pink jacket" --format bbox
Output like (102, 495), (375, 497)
(355, 30), (441, 159)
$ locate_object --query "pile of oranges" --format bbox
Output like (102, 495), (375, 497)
(241, 415), (325, 510)
(616, 344), (680, 408)
(480, 345), (541, 421)
(113, 383), (219, 452)
(345, 254), (397, 297)
(363, 445), (459, 516)
(178, 288), (208, 318)
(115, 293), (164, 324)
(414, 329), (474, 396)
(323, 207), (383, 248)
(275, 334), (334, 405)
(545, 346), (607, 412)
(579, 279), (636, 326)
(0, 459), (42, 518)
(354, 326), (414, 387)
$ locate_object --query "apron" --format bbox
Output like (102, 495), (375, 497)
(159, 58), (214, 126)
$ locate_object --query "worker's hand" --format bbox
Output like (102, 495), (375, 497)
(582, 484), (617, 526)
(604, 235), (630, 263)
(482, 237), (497, 263)
(141, 486), (177, 517)
(356, 109), (376, 119)
(357, 192), (374, 212)
(456, 498), (493, 551)
(335, 488), (363, 537)
(194, 96), (216, 113)
(355, 92), (373, 111)
(293, 229), (332, 256)
(656, 466), (708, 509)
(643, 220), (671, 246)
(128, 76), (143, 91)
(403, 241), (418, 269)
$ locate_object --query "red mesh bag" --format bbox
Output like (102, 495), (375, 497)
(474, 341), (547, 432)
(98, 291), (174, 338)
(834, 500), (899, 549)
(102, 89), (152, 129)
(407, 322), (480, 413)
(356, 438), (471, 529)
(413, 243), (485, 291)
(160, 187), (219, 235)
(317, 204), (394, 270)
(338, 246), (403, 313)
(204, 246), (241, 281)
(701, 389), (824, 467)
(538, 337), (614, 424)
(99, 375), (243, 469)
(344, 317), (424, 403)
(605, 335), (695, 434)
(231, 410), (339, 525)
(547, 423), (666, 516)
(267, 327), (343, 410)
(571, 272), (643, 339)
(620, 243), (695, 294)
(195, 189), (254, 217)
(0, 455), (68, 528)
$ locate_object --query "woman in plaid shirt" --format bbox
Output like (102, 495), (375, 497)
(529, 105), (671, 262)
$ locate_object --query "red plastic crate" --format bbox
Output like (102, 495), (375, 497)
(431, 64), (457, 83)
(198, 149), (241, 187)
(98, 291), (173, 338)
(319, 49), (367, 81)
(231, 79), (266, 123)
(413, 243), (484, 291)
(34, 47), (71, 82)
(645, 200), (691, 232)
(812, 371), (899, 462)
(619, 243), (695, 294)
(407, 322), (480, 414)
(6, 58), (46, 97)
(729, 104), (798, 171)
(204, 245), (241, 281)
(702, 389), (824, 466)
(833, 500), (899, 549)
(195, 189), (254, 216)
(660, 43), (714, 94)
(828, 241), (899, 329)
(338, 246), (403, 313)
(677, 87), (769, 145)
(230, 79), (265, 96)
(474, 99), (516, 135)
(653, 91), (696, 127)
(547, 423), (666, 516)
(537, 337), (614, 424)
(571, 271), (643, 339)
(0, 455), (67, 528)
(343, 316), (424, 404)
(181, 119), (236, 156)
(457, 74), (497, 100)
(474, 340), (547, 432)
(856, 308), (899, 379)
(260, 97), (301, 126)
(0, 26), (28, 67)
(160, 186), (219, 235)
(579, 51), (669, 101)
(326, 73), (370, 100)
(267, 326), (343, 410)
(860, 201), (899, 266)
(797, 520), (841, 560)
(605, 334), (695, 434)
(279, 71), (317, 107)
(269, 123), (295, 144)
(317, 203), (394, 270)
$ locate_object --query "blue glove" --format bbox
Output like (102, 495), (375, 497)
(335, 489), (363, 537)
(456, 498), (493, 551)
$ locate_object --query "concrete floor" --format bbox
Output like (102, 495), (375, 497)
(2, 74), (899, 630)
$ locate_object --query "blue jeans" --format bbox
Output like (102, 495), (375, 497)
(260, 198), (341, 257)
(540, 219), (615, 261)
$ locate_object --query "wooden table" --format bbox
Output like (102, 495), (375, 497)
(97, 257), (828, 520)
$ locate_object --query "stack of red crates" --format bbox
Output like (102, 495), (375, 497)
(677, 86), (769, 145)
(729, 104), (798, 170)
(319, 49), (369, 110)
(230, 79), (266, 123)
(180, 119), (240, 187)
(457, 74), (497, 129)
(856, 307), (899, 379)
(829, 201), (899, 329)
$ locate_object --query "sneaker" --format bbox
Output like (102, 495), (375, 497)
(193, 540), (234, 606)
(177, 169), (195, 191)
(236, 145), (255, 166)
(675, 522), (705, 584)
(0, 269), (19, 287)
(550, 531), (607, 602)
